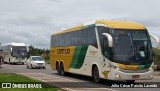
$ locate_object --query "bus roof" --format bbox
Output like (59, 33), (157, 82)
(3, 42), (26, 46)
(52, 20), (146, 35)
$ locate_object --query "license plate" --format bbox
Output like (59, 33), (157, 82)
(132, 75), (139, 79)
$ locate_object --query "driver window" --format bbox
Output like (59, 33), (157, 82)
(103, 37), (110, 59)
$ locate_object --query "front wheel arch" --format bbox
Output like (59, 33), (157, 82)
(92, 64), (101, 83)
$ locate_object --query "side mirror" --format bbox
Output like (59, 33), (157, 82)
(102, 33), (113, 47)
(150, 34), (160, 49)
(27, 47), (29, 52)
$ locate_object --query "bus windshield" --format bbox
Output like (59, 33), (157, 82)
(12, 46), (27, 58)
(112, 29), (152, 65)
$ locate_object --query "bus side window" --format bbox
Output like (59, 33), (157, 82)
(103, 37), (110, 59)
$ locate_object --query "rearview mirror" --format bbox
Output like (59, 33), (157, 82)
(150, 34), (160, 49)
(102, 33), (113, 47)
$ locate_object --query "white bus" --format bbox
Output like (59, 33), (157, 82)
(50, 20), (160, 83)
(2, 42), (27, 64)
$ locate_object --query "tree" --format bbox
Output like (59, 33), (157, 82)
(27, 45), (50, 63)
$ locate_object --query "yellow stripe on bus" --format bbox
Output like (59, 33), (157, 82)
(50, 46), (76, 71)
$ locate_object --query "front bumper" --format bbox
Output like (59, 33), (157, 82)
(110, 68), (153, 80)
(10, 60), (25, 64)
(32, 63), (46, 68)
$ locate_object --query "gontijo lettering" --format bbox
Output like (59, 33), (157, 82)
(57, 48), (70, 54)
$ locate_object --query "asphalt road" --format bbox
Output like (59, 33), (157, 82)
(0, 63), (160, 91)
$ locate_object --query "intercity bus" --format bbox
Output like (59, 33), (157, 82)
(2, 42), (27, 64)
(50, 20), (160, 83)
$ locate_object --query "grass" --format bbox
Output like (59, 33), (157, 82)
(44, 56), (50, 64)
(45, 59), (50, 64)
(0, 73), (57, 91)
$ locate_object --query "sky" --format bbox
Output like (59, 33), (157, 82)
(0, 0), (160, 49)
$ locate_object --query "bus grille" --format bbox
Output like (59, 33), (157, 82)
(119, 69), (150, 73)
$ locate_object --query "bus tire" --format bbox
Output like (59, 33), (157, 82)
(126, 80), (135, 83)
(9, 58), (11, 64)
(60, 63), (65, 76)
(93, 66), (101, 83)
(56, 62), (61, 75)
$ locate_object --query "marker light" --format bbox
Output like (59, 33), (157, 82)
(116, 74), (121, 78)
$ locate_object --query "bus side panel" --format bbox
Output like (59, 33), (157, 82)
(70, 46), (88, 69)
(68, 46), (103, 76)
(50, 46), (76, 72)
(3, 52), (11, 63)
(50, 47), (56, 70)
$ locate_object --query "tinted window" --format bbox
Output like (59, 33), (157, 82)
(86, 27), (97, 48)
(59, 34), (65, 46)
(54, 35), (59, 47)
(97, 26), (110, 49)
(51, 35), (55, 47)
(65, 32), (71, 46)
(71, 30), (80, 46)
(51, 27), (97, 48)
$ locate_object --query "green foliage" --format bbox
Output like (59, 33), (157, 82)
(0, 73), (57, 91)
(27, 45), (50, 64)
(0, 73), (38, 82)
(153, 48), (160, 64)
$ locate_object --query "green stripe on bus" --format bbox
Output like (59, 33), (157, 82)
(137, 63), (151, 69)
(70, 46), (88, 69)
(144, 63), (152, 68)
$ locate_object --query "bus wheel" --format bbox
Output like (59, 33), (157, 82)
(60, 63), (65, 76)
(56, 63), (61, 75)
(93, 66), (101, 83)
(9, 58), (11, 64)
(126, 80), (135, 83)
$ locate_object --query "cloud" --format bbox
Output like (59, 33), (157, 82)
(0, 0), (160, 48)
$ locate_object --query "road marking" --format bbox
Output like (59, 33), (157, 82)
(18, 73), (78, 91)
(38, 73), (78, 82)
(36, 73), (117, 91)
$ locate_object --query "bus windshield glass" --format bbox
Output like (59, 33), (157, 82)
(112, 29), (152, 65)
(12, 46), (27, 58)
